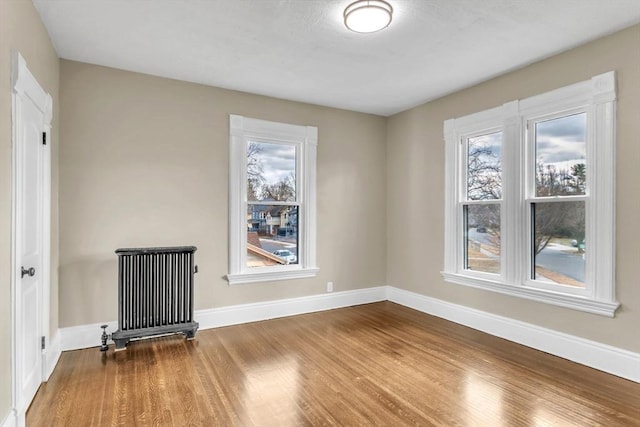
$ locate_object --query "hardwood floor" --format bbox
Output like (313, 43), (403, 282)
(27, 302), (639, 426)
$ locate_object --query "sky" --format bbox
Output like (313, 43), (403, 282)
(467, 112), (586, 174)
(469, 131), (502, 160)
(249, 113), (585, 198)
(249, 140), (296, 185)
(535, 112), (586, 170)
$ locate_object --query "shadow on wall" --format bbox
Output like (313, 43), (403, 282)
(59, 256), (119, 327)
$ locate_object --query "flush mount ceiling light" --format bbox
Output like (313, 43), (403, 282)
(344, 0), (393, 33)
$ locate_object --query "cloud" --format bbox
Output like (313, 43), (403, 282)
(536, 136), (585, 164)
(536, 113), (586, 141)
(255, 141), (296, 185)
(536, 113), (586, 166)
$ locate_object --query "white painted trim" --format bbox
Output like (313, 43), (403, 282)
(11, 51), (49, 113)
(60, 321), (118, 352)
(441, 272), (618, 317)
(195, 286), (387, 329)
(443, 72), (618, 316)
(227, 114), (318, 284)
(387, 286), (639, 383)
(502, 101), (525, 285)
(43, 331), (61, 380)
(443, 119), (457, 274)
(41, 113), (52, 383)
(226, 267), (319, 285)
(1, 410), (17, 427)
(10, 51), (53, 425)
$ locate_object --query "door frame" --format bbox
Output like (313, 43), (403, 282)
(10, 51), (52, 423)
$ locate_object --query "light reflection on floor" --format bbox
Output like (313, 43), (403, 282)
(242, 356), (300, 425)
(533, 406), (572, 426)
(465, 372), (505, 426)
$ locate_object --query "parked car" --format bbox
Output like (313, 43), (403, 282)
(277, 227), (294, 237)
(273, 249), (297, 264)
(476, 226), (487, 233)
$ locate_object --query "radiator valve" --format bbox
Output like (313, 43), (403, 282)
(100, 324), (109, 352)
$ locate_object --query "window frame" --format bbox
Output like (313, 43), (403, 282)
(227, 114), (318, 285)
(443, 72), (618, 317)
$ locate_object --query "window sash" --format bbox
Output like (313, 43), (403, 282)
(461, 202), (503, 278)
(524, 200), (589, 297)
(463, 130), (504, 202)
(246, 139), (299, 203)
(525, 107), (589, 200)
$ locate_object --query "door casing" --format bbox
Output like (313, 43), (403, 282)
(11, 51), (52, 425)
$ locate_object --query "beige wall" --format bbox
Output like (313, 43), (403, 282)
(0, 0), (59, 420)
(58, 60), (387, 327)
(387, 24), (640, 352)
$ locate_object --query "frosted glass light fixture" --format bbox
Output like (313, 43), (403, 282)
(344, 0), (393, 33)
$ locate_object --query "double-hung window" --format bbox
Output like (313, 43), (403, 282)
(443, 72), (618, 316)
(227, 115), (318, 284)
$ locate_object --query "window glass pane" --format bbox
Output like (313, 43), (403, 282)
(247, 205), (298, 268)
(467, 131), (502, 200)
(465, 204), (500, 273)
(248, 141), (296, 202)
(535, 113), (586, 196)
(532, 201), (585, 287)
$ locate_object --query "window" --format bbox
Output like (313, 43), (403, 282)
(227, 115), (318, 284)
(443, 72), (618, 316)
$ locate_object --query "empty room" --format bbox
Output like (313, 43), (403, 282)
(2, 0), (640, 425)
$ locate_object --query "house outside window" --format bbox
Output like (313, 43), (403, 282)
(443, 72), (618, 316)
(227, 115), (318, 284)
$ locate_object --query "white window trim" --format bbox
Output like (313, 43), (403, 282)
(227, 114), (318, 285)
(443, 72), (619, 317)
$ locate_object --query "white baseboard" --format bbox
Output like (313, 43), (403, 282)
(55, 285), (639, 383)
(1, 410), (16, 427)
(44, 330), (61, 380)
(59, 287), (388, 351)
(387, 286), (640, 383)
(60, 320), (118, 351)
(196, 286), (388, 329)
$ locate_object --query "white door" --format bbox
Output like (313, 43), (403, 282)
(12, 53), (51, 417)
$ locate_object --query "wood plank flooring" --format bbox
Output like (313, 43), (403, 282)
(27, 302), (640, 426)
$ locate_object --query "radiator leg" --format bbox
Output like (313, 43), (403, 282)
(185, 328), (197, 340)
(113, 338), (129, 351)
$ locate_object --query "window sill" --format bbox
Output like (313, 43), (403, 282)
(441, 271), (619, 317)
(226, 267), (320, 285)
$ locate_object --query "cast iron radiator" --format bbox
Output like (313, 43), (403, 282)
(111, 246), (199, 350)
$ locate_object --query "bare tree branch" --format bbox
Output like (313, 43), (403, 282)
(467, 145), (502, 200)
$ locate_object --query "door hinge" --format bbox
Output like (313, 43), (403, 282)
(41, 336), (46, 350)
(42, 132), (47, 145)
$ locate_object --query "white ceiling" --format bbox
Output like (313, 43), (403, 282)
(33, 0), (640, 116)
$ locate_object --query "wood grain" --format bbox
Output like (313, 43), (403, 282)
(27, 302), (640, 426)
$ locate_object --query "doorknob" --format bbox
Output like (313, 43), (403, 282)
(21, 266), (35, 278)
